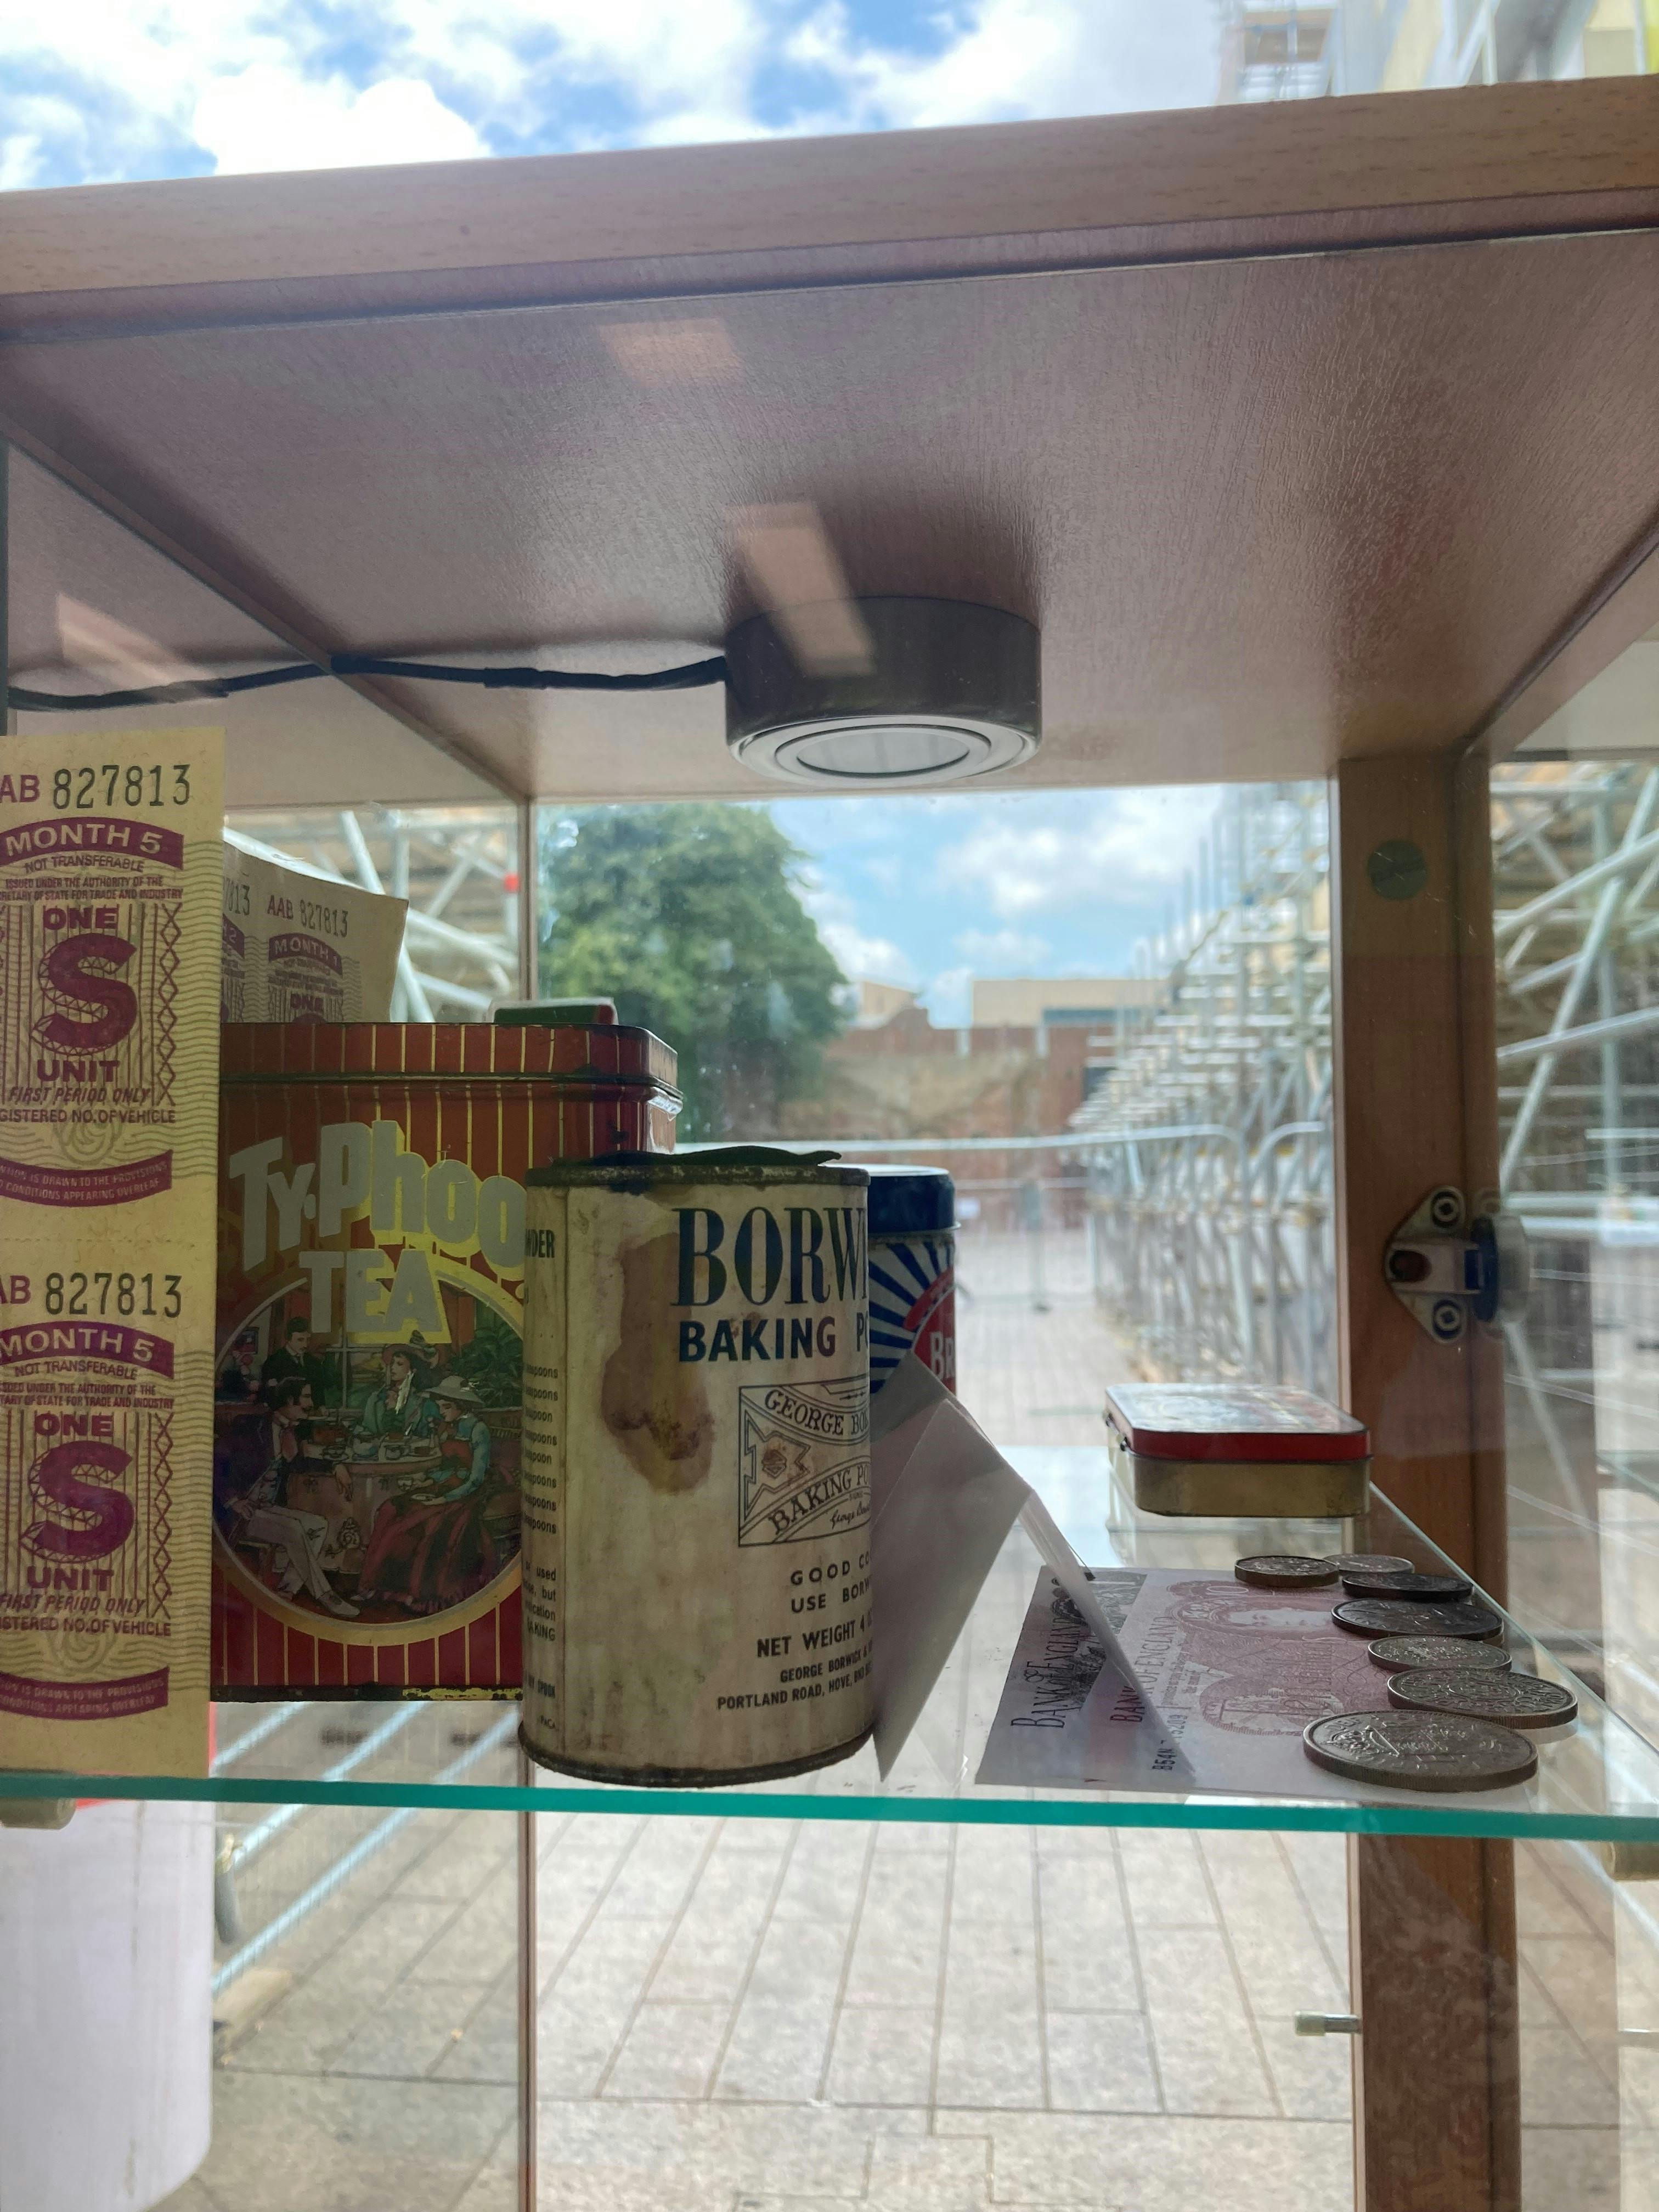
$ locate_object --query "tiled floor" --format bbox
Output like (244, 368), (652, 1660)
(167, 1810), (1659, 2212)
(526, 1809), (1356, 2211)
(161, 1271), (1655, 2210)
(170, 1801), (1355, 2212)
(953, 1245), (1129, 1453)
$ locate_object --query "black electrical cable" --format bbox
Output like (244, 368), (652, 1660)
(8, 664), (324, 712)
(334, 653), (729, 692)
(7, 651), (729, 714)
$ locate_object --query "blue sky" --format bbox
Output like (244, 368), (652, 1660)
(1, 3), (1218, 191)
(776, 786), (1221, 1020)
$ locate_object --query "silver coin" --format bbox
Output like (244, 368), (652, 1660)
(1340, 1570), (1472, 1602)
(1327, 1554), (1414, 1575)
(1333, 1597), (1502, 1639)
(1368, 1635), (1512, 1674)
(1234, 1555), (1339, 1588)
(1387, 1668), (1578, 1731)
(1303, 1709), (1537, 1793)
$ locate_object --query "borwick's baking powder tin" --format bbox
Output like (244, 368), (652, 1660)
(520, 1147), (873, 1785)
(214, 1020), (678, 1696)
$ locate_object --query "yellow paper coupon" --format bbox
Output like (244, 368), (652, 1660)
(0, 729), (223, 1776)
(222, 842), (405, 1022)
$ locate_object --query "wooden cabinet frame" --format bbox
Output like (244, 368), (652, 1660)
(5, 77), (1659, 2211)
(1332, 752), (1519, 2212)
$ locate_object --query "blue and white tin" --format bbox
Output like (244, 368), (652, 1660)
(866, 1166), (956, 1396)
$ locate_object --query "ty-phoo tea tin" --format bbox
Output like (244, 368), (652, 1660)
(520, 1147), (872, 1785)
(214, 1019), (679, 1696)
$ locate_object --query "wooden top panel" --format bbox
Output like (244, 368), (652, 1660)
(5, 81), (1658, 802)
(4, 81), (1658, 332)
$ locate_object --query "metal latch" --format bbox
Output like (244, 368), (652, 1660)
(1384, 1186), (1531, 1344)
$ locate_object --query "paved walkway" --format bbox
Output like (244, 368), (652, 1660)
(952, 1265), (1131, 1451)
(165, 1795), (1647, 2212)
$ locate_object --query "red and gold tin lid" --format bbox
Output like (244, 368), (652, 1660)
(221, 1020), (679, 1093)
(1103, 1383), (1370, 1464)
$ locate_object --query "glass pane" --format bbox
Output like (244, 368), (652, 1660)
(534, 1807), (1356, 2210)
(1497, 659), (1659, 1773)
(9, 63), (1658, 2212)
(1514, 1835), (1658, 2210)
(201, 1791), (521, 2211)
(537, 782), (1330, 1452)
(4, 1475), (1653, 1838)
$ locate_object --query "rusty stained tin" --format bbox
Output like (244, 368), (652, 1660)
(519, 1148), (873, 1785)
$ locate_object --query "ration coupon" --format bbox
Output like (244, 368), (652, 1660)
(0, 729), (223, 1776)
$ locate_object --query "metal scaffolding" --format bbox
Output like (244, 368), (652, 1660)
(1071, 760), (1659, 1679)
(1075, 766), (1659, 1393)
(1216, 4), (1336, 101)
(1494, 761), (1659, 1205)
(1074, 783), (1335, 1395)
(1492, 764), (1659, 1588)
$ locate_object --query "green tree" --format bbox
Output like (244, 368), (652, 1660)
(538, 805), (848, 1139)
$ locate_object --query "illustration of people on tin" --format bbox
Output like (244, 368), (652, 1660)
(258, 1312), (337, 1406)
(215, 1328), (262, 1402)
(350, 1342), (441, 1454)
(212, 1376), (360, 1620)
(354, 1376), (503, 1615)
(214, 1292), (520, 1624)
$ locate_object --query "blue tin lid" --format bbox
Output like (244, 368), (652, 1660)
(865, 1164), (955, 1235)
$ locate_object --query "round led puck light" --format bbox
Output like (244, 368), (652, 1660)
(725, 598), (1040, 790)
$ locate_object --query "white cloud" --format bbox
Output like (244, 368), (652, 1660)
(397, 0), (775, 145)
(194, 66), (484, 173)
(788, 0), (1216, 132)
(800, 872), (916, 986)
(923, 964), (972, 1028)
(953, 926), (1050, 970)
(820, 922), (913, 983)
(1, 0), (1218, 188)
(935, 789), (1220, 921)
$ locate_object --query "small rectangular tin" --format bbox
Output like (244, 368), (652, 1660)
(1104, 1383), (1370, 1517)
(214, 1020), (678, 1697)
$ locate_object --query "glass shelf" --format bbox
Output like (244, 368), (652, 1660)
(5, 1448), (1658, 1843)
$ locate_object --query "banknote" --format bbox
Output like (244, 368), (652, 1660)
(977, 1568), (1538, 1808)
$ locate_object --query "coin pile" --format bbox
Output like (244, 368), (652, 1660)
(1234, 1555), (1339, 1589)
(1339, 1570), (1471, 1601)
(1387, 1668), (1578, 1730)
(1333, 1596), (1503, 1639)
(1368, 1635), (1511, 1674)
(1231, 1550), (1581, 1795)
(1303, 1709), (1537, 1793)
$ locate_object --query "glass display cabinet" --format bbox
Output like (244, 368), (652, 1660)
(3, 72), (1659, 2212)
